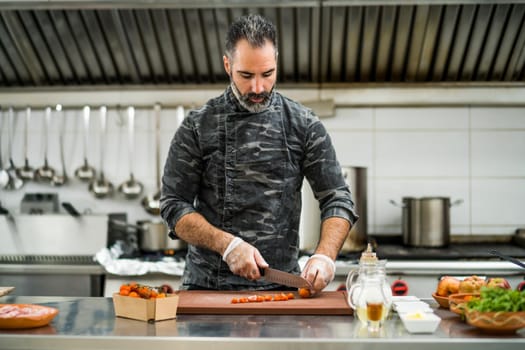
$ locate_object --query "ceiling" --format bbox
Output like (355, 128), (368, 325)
(0, 0), (525, 89)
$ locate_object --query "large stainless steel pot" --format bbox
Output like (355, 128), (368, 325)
(138, 220), (187, 252)
(299, 166), (367, 252)
(392, 197), (462, 248)
(109, 218), (186, 252)
(341, 166), (367, 252)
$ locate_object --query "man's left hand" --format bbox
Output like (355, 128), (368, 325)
(301, 254), (336, 296)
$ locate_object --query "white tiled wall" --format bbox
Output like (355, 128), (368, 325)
(1, 104), (524, 237)
(327, 106), (525, 237)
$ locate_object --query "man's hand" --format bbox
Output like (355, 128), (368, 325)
(223, 238), (268, 280)
(301, 254), (336, 296)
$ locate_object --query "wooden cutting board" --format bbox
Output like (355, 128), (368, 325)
(175, 290), (353, 315)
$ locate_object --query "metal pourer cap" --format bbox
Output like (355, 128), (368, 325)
(360, 243), (378, 263)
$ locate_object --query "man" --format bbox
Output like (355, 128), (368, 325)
(160, 14), (358, 294)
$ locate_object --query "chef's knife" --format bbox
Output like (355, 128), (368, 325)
(261, 267), (312, 289)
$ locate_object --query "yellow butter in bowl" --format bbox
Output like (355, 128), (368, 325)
(400, 312), (441, 333)
(405, 312), (425, 320)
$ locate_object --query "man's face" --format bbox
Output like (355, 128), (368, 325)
(223, 38), (277, 112)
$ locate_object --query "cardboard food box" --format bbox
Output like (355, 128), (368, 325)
(113, 293), (179, 322)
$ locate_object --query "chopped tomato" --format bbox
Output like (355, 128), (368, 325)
(298, 288), (312, 298)
(274, 293), (289, 301)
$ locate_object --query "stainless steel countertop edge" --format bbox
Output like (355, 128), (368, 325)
(0, 264), (105, 275)
(0, 334), (523, 350)
(335, 260), (525, 276)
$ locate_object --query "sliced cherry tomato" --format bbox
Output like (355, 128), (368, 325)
(298, 288), (312, 298)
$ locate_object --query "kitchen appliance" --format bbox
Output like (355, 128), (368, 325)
(20, 193), (59, 214)
(392, 197), (462, 248)
(299, 166), (367, 252)
(0, 213), (108, 297)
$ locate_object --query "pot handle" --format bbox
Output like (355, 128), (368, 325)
(450, 199), (464, 207)
(109, 219), (142, 231)
(62, 202), (82, 217)
(389, 199), (406, 208)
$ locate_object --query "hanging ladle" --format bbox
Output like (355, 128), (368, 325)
(16, 107), (35, 181)
(74, 106), (96, 182)
(0, 109), (9, 188)
(35, 106), (56, 183)
(141, 103), (162, 215)
(118, 106), (143, 199)
(5, 107), (24, 190)
(88, 106), (114, 198)
(51, 104), (68, 186)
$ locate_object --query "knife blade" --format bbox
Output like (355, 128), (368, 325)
(261, 267), (312, 289)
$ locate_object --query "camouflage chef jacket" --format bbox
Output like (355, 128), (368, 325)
(160, 87), (358, 290)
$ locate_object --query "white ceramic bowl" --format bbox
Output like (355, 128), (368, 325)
(400, 312), (441, 333)
(394, 301), (432, 314)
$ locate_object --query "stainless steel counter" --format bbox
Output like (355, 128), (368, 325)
(0, 296), (523, 350)
(0, 264), (104, 275)
(335, 260), (525, 276)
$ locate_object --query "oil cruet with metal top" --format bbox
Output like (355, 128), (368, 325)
(346, 243), (392, 332)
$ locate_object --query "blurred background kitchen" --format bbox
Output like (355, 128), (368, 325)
(1, 0), (524, 297)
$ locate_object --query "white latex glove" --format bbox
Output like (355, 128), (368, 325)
(222, 237), (268, 280)
(301, 254), (336, 295)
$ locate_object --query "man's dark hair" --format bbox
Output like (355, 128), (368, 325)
(225, 14), (278, 61)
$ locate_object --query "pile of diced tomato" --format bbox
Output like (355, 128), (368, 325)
(231, 292), (294, 304)
(119, 282), (166, 299)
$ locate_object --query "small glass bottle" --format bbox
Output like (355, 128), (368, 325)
(347, 244), (392, 332)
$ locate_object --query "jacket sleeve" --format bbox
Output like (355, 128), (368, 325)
(160, 115), (201, 233)
(302, 113), (359, 225)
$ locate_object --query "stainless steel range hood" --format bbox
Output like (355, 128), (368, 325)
(0, 0), (524, 89)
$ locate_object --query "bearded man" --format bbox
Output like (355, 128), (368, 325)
(160, 14), (358, 294)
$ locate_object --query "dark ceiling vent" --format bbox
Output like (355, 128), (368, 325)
(0, 2), (524, 88)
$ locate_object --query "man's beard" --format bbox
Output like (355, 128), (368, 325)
(230, 80), (274, 113)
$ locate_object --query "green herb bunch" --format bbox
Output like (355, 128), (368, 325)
(467, 286), (525, 312)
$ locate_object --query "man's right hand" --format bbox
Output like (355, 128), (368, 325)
(223, 239), (268, 281)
